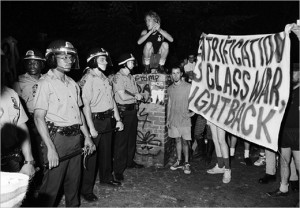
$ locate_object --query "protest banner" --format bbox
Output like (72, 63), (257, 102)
(188, 30), (291, 151)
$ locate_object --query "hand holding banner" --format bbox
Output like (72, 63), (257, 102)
(189, 28), (292, 151)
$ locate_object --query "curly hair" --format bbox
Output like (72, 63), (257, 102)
(144, 10), (161, 24)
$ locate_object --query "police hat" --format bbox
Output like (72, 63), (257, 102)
(24, 49), (46, 61)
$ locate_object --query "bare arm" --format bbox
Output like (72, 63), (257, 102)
(137, 30), (152, 45)
(113, 100), (124, 131)
(158, 28), (174, 42)
(18, 122), (35, 176)
(34, 109), (59, 169)
(153, 23), (174, 42)
(167, 96), (171, 128)
(79, 110), (96, 154)
(82, 97), (98, 138)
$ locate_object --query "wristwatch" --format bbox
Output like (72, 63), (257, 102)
(116, 119), (122, 122)
(24, 160), (35, 165)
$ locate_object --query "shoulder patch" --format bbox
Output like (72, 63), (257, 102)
(113, 73), (121, 84)
(78, 73), (89, 88)
(11, 97), (20, 110)
(77, 79), (86, 88)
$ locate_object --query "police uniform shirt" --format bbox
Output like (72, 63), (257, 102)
(0, 87), (28, 127)
(13, 73), (43, 113)
(78, 68), (114, 113)
(33, 70), (82, 127)
(112, 71), (138, 105)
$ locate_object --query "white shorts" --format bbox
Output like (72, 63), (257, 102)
(168, 125), (192, 141)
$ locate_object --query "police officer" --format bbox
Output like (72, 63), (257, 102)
(78, 48), (124, 202)
(13, 49), (45, 166)
(33, 40), (95, 207)
(112, 53), (144, 182)
(1, 49), (36, 177)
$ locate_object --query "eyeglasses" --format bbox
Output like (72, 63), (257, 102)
(56, 56), (75, 63)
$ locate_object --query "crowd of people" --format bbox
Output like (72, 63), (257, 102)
(1, 10), (299, 207)
(1, 39), (147, 206)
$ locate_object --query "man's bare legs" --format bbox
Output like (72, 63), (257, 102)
(158, 42), (169, 66)
(143, 42), (153, 73)
(207, 123), (225, 174)
(279, 148), (292, 193)
(216, 127), (229, 169)
(175, 137), (183, 161)
(175, 137), (189, 163)
(143, 41), (169, 73)
(182, 138), (189, 163)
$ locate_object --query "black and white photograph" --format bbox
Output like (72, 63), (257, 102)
(1, 1), (299, 207)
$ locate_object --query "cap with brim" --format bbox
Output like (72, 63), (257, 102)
(24, 50), (46, 61)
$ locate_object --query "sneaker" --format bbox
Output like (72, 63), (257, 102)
(254, 156), (266, 166)
(267, 188), (289, 197)
(183, 162), (191, 174)
(222, 169), (231, 184)
(170, 160), (183, 170)
(207, 164), (225, 174)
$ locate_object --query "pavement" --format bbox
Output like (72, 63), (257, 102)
(55, 142), (299, 207)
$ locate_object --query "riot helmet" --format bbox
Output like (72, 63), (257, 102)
(45, 40), (80, 69)
(118, 53), (137, 70)
(86, 48), (113, 71)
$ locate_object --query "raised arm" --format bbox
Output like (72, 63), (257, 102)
(157, 27), (174, 42)
(137, 30), (152, 45)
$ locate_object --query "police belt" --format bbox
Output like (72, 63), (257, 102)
(92, 109), (114, 120)
(117, 103), (137, 112)
(46, 121), (81, 139)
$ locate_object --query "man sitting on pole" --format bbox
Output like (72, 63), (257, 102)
(137, 10), (173, 74)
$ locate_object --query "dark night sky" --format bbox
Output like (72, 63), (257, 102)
(1, 1), (299, 75)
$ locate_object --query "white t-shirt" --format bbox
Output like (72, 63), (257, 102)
(184, 62), (195, 73)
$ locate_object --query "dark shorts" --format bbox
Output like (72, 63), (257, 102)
(281, 128), (299, 150)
